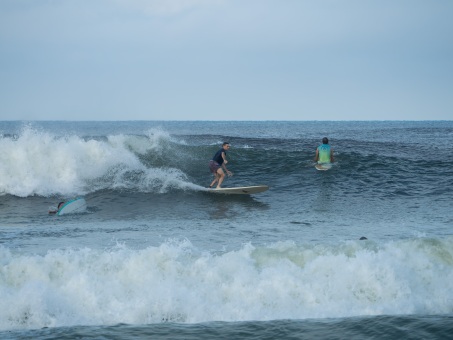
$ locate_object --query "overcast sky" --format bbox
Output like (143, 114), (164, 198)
(1, 0), (452, 121)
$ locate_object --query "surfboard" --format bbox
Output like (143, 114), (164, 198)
(57, 197), (87, 216)
(315, 163), (332, 171)
(207, 185), (269, 195)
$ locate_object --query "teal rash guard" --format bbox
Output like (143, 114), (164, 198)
(317, 144), (331, 163)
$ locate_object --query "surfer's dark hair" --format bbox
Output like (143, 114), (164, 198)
(222, 142), (230, 146)
(322, 137), (328, 144)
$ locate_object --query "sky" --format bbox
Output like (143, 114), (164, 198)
(0, 0), (452, 121)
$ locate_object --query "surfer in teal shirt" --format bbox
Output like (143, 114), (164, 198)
(315, 137), (334, 164)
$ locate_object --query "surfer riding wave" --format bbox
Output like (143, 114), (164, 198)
(208, 142), (233, 189)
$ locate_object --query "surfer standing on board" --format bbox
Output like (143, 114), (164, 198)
(209, 142), (233, 189)
(315, 137), (334, 164)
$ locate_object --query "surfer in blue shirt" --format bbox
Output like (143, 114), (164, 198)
(315, 137), (334, 164)
(208, 142), (233, 189)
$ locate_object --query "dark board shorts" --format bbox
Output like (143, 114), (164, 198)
(209, 160), (221, 174)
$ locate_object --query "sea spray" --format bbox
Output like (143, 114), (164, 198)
(1, 237), (453, 330)
(0, 126), (200, 197)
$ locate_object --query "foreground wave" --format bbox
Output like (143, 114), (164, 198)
(2, 237), (453, 330)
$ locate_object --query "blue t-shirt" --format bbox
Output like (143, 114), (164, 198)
(212, 148), (226, 165)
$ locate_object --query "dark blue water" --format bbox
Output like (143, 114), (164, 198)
(1, 121), (452, 339)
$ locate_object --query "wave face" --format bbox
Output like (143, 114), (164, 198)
(1, 121), (452, 199)
(0, 125), (203, 197)
(1, 237), (453, 330)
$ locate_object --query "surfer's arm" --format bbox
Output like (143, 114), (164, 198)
(221, 152), (228, 165)
(314, 149), (319, 162)
(221, 152), (232, 175)
(330, 149), (334, 162)
(222, 162), (232, 176)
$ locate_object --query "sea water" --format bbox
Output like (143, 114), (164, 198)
(0, 121), (452, 339)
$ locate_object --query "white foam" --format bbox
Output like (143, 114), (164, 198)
(1, 237), (452, 330)
(0, 126), (200, 197)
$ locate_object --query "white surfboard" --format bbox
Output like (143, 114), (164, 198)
(57, 197), (87, 216)
(207, 185), (269, 195)
(315, 163), (332, 171)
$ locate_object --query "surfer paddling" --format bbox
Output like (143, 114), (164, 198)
(208, 142), (233, 189)
(49, 201), (65, 214)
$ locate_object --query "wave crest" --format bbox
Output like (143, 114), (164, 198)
(0, 126), (198, 197)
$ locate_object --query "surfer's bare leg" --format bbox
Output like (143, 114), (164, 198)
(209, 175), (219, 188)
(216, 168), (225, 188)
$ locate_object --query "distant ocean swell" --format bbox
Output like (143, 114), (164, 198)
(1, 237), (452, 330)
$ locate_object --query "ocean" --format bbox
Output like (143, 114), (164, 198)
(1, 120), (452, 339)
